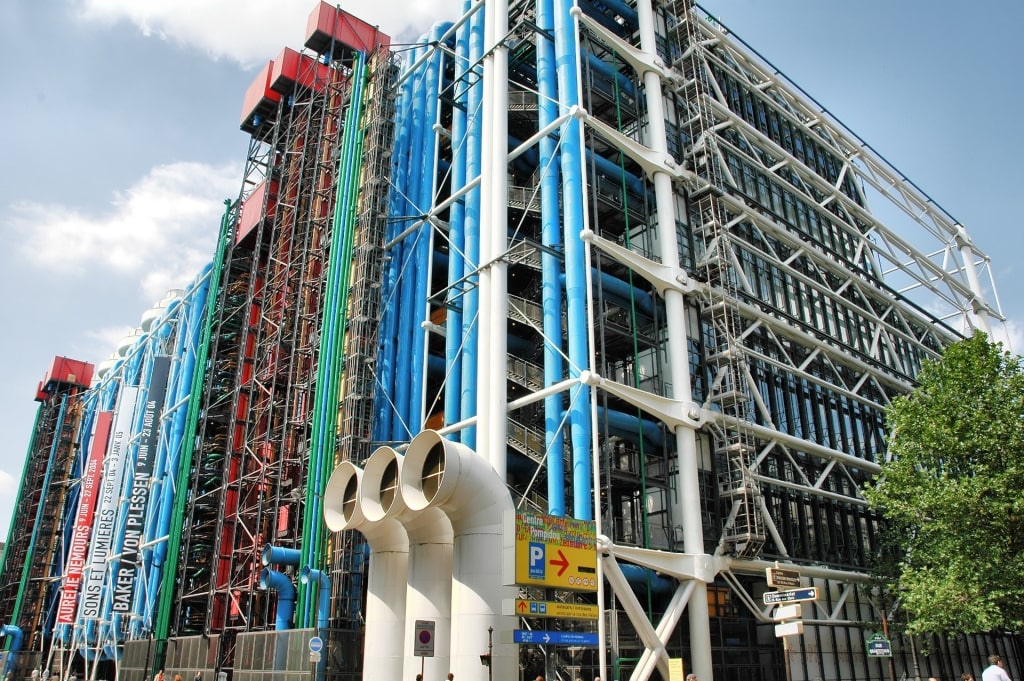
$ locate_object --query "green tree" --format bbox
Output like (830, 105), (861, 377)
(864, 333), (1024, 634)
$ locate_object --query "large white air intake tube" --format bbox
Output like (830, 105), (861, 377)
(361, 446), (455, 680)
(323, 460), (410, 681)
(400, 430), (516, 681)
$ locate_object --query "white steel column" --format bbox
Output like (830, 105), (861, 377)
(479, 0), (510, 478)
(633, 1), (713, 679)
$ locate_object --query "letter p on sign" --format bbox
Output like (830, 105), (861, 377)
(528, 542), (545, 579)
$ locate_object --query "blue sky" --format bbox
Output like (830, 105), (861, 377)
(0, 0), (1020, 539)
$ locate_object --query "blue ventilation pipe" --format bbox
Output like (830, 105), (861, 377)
(597, 407), (665, 448)
(619, 563), (674, 596)
(262, 544), (301, 567)
(138, 271), (211, 635)
(560, 271), (656, 317)
(444, 0), (474, 431)
(299, 567), (332, 632)
(1, 624), (23, 676)
(260, 568), (296, 630)
(554, 0), (593, 519)
(376, 50), (416, 443)
(459, 2), (485, 448)
(409, 24), (452, 431)
(536, 0), (567, 517)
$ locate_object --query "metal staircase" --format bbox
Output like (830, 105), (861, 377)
(675, 0), (765, 558)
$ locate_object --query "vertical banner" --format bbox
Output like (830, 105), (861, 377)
(56, 410), (114, 624)
(79, 386), (139, 621)
(112, 356), (171, 613)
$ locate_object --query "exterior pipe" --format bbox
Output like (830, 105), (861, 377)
(259, 568), (296, 630)
(460, 1), (485, 448)
(445, 0), (473, 430)
(537, 0), (569, 519)
(483, 0), (511, 479)
(555, 0), (593, 520)
(1, 625), (23, 676)
(400, 430), (516, 681)
(139, 270), (211, 636)
(262, 544), (301, 567)
(358, 448), (454, 681)
(154, 202), (232, 647)
(578, 0), (637, 30)
(395, 39), (428, 440)
(302, 52), (369, 624)
(559, 271), (656, 317)
(377, 55), (416, 442)
(299, 567), (331, 633)
(10, 397), (68, 637)
(324, 459), (412, 681)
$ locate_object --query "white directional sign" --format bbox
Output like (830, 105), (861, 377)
(775, 621), (804, 638)
(772, 604), (802, 621)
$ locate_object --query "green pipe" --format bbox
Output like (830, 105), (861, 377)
(9, 395), (69, 631)
(299, 52), (370, 625)
(0, 408), (42, 652)
(153, 200), (233, 647)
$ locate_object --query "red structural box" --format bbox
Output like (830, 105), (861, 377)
(270, 47), (331, 95)
(304, 1), (391, 56)
(240, 60), (283, 137)
(237, 178), (279, 246)
(36, 356), (94, 400)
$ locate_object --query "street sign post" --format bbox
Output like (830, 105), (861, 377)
(763, 587), (818, 605)
(308, 637), (324, 654)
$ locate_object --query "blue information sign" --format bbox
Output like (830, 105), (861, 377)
(513, 630), (599, 646)
(309, 636), (324, 653)
(763, 587), (818, 604)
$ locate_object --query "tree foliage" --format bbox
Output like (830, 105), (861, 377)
(864, 333), (1024, 635)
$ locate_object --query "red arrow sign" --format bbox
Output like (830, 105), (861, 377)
(549, 549), (569, 576)
(518, 601), (528, 613)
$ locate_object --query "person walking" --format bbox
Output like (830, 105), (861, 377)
(983, 655), (1013, 681)
(963, 673), (976, 681)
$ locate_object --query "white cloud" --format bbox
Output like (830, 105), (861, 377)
(0, 471), (14, 497)
(75, 0), (463, 67)
(6, 160), (239, 302)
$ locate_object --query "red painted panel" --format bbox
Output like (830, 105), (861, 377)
(304, 1), (391, 55)
(270, 47), (330, 95)
(236, 178), (278, 246)
(239, 61), (283, 136)
(37, 356), (94, 399)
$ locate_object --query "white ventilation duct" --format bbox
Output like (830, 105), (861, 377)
(324, 460), (411, 681)
(360, 446), (454, 680)
(400, 430), (516, 681)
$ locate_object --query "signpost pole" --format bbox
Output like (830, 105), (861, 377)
(881, 613), (896, 681)
(487, 626), (493, 681)
(783, 638), (792, 681)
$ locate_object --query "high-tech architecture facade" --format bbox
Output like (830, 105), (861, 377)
(0, 1), (1018, 681)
